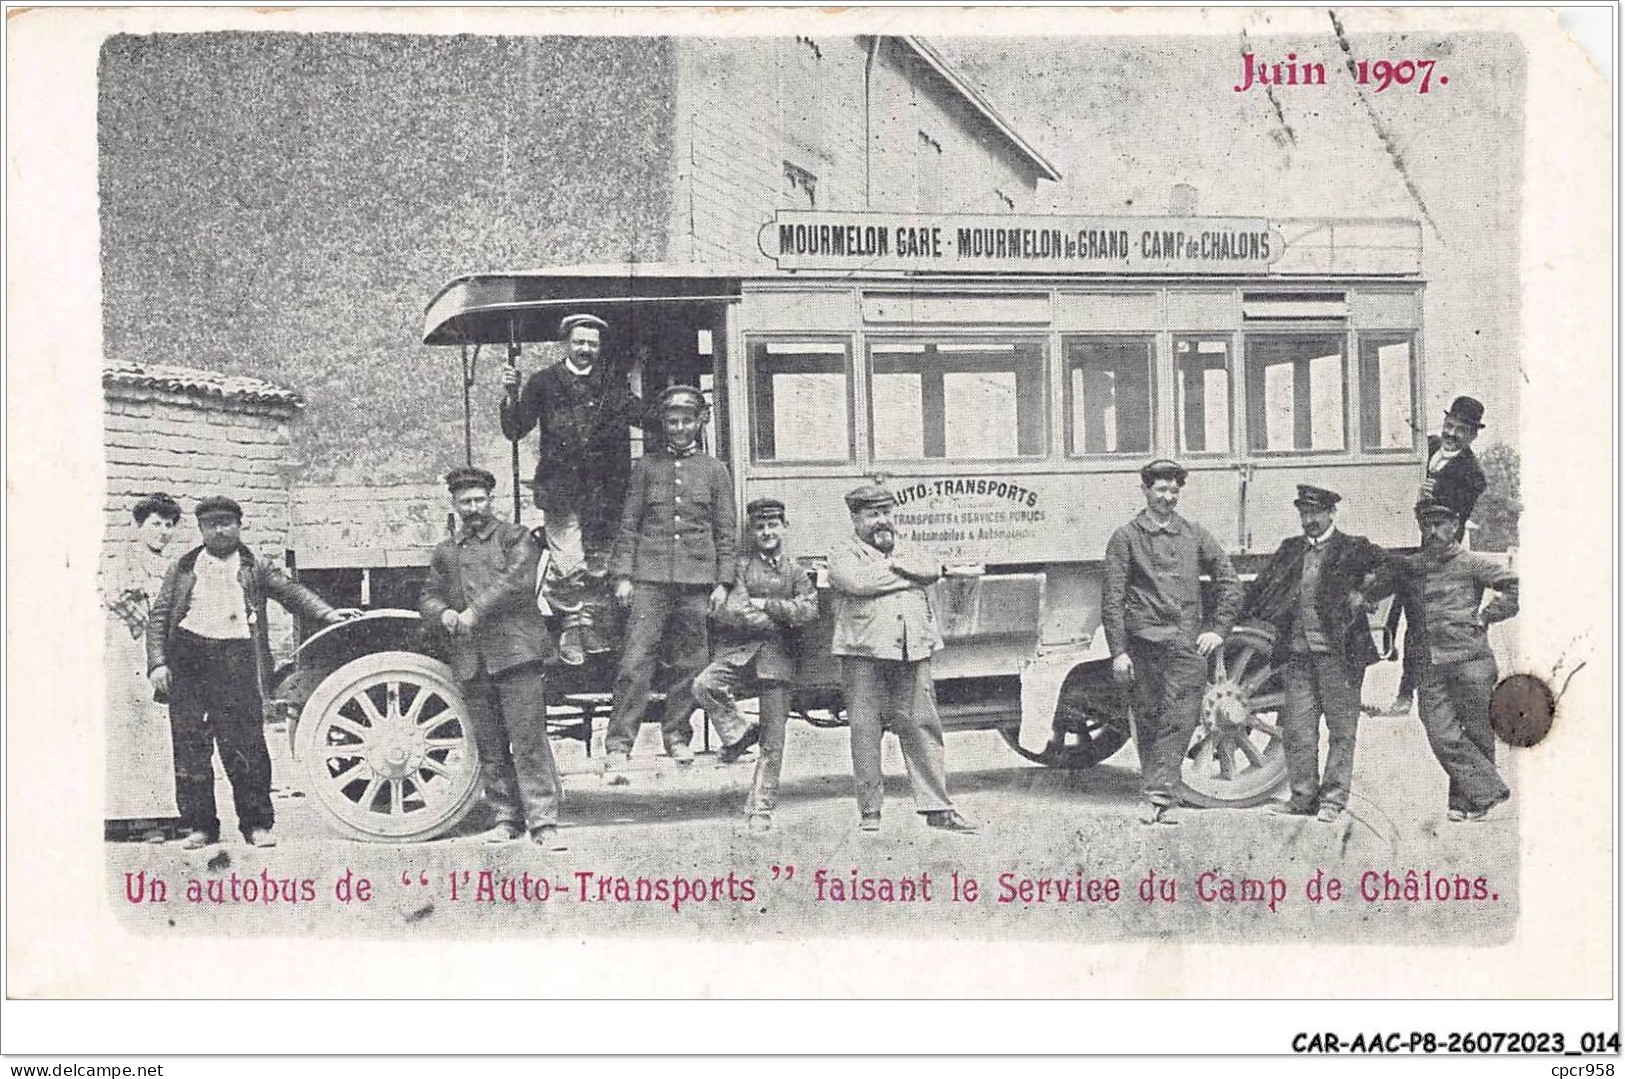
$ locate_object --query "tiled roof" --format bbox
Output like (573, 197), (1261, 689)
(103, 360), (304, 407)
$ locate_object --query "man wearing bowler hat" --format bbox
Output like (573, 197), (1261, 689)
(1404, 498), (1517, 822)
(1381, 395), (1490, 716)
(828, 482), (978, 835)
(421, 467), (564, 846)
(1103, 459), (1241, 825)
(604, 385), (737, 778)
(693, 496), (819, 833)
(501, 312), (645, 665)
(1240, 484), (1393, 822)
(147, 496), (358, 849)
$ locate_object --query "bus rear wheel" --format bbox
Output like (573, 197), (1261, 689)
(1178, 626), (1289, 808)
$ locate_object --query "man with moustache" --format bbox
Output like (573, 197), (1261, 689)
(1103, 459), (1242, 825)
(147, 496), (358, 849)
(1381, 395), (1490, 716)
(501, 313), (644, 666)
(1406, 499), (1517, 822)
(692, 497), (819, 834)
(828, 483), (978, 835)
(1240, 485), (1393, 823)
(420, 467), (564, 846)
(603, 385), (737, 778)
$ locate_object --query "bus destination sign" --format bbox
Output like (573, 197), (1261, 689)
(761, 211), (1281, 274)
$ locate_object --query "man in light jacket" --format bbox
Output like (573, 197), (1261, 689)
(828, 483), (977, 835)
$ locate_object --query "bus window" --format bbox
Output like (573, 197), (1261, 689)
(1175, 336), (1232, 454)
(1064, 336), (1153, 456)
(1358, 333), (1417, 451)
(748, 338), (853, 462)
(868, 339), (1045, 460)
(1245, 334), (1346, 453)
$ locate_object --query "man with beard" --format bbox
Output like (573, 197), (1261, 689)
(1381, 396), (1489, 716)
(1239, 485), (1393, 823)
(501, 313), (644, 666)
(603, 385), (736, 779)
(1103, 459), (1241, 826)
(827, 483), (978, 835)
(1406, 499), (1517, 822)
(147, 496), (358, 849)
(420, 467), (564, 846)
(693, 497), (819, 834)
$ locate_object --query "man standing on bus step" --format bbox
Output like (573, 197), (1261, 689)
(603, 385), (736, 780)
(1406, 498), (1516, 822)
(693, 497), (820, 834)
(421, 467), (564, 847)
(1239, 485), (1393, 823)
(500, 312), (644, 666)
(1103, 459), (1242, 826)
(1381, 396), (1489, 717)
(828, 483), (979, 835)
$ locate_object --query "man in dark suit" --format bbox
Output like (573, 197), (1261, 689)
(421, 467), (563, 846)
(1381, 395), (1488, 715)
(1240, 485), (1392, 822)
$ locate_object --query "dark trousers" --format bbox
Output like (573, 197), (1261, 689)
(1280, 651), (1363, 811)
(841, 657), (953, 816)
(1385, 603), (1423, 700)
(167, 628), (272, 840)
(465, 663), (562, 829)
(606, 583), (709, 755)
(1127, 637), (1207, 806)
(1418, 656), (1509, 812)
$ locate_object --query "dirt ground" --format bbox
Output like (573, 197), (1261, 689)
(107, 660), (1519, 943)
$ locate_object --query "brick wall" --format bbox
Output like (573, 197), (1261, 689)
(103, 384), (304, 656)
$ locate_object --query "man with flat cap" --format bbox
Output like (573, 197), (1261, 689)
(1240, 484), (1393, 822)
(604, 385), (737, 777)
(1382, 395), (1490, 716)
(1402, 498), (1517, 822)
(147, 496), (359, 849)
(501, 312), (645, 665)
(694, 496), (819, 833)
(1103, 459), (1241, 825)
(421, 467), (564, 845)
(827, 482), (978, 834)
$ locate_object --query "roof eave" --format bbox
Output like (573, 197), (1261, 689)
(897, 36), (1063, 184)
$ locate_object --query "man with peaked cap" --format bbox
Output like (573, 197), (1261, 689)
(1400, 498), (1517, 822)
(693, 496), (820, 833)
(603, 385), (737, 779)
(827, 482), (979, 835)
(1240, 484), (1394, 822)
(420, 467), (564, 846)
(500, 312), (645, 665)
(1381, 395), (1490, 716)
(147, 496), (359, 849)
(1102, 459), (1242, 825)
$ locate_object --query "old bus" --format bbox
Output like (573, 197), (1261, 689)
(280, 211), (1426, 840)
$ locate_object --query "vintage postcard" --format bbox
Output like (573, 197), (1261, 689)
(3, 2), (1615, 1036)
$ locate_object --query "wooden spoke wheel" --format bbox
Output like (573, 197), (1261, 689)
(1001, 662), (1132, 769)
(296, 651), (482, 842)
(1178, 627), (1289, 807)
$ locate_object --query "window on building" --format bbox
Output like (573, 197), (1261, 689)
(782, 160), (818, 210)
(1175, 336), (1232, 454)
(1064, 337), (1154, 456)
(781, 36), (825, 160)
(1245, 334), (1347, 453)
(916, 130), (943, 212)
(869, 339), (1045, 460)
(748, 337), (852, 462)
(1358, 333), (1417, 451)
